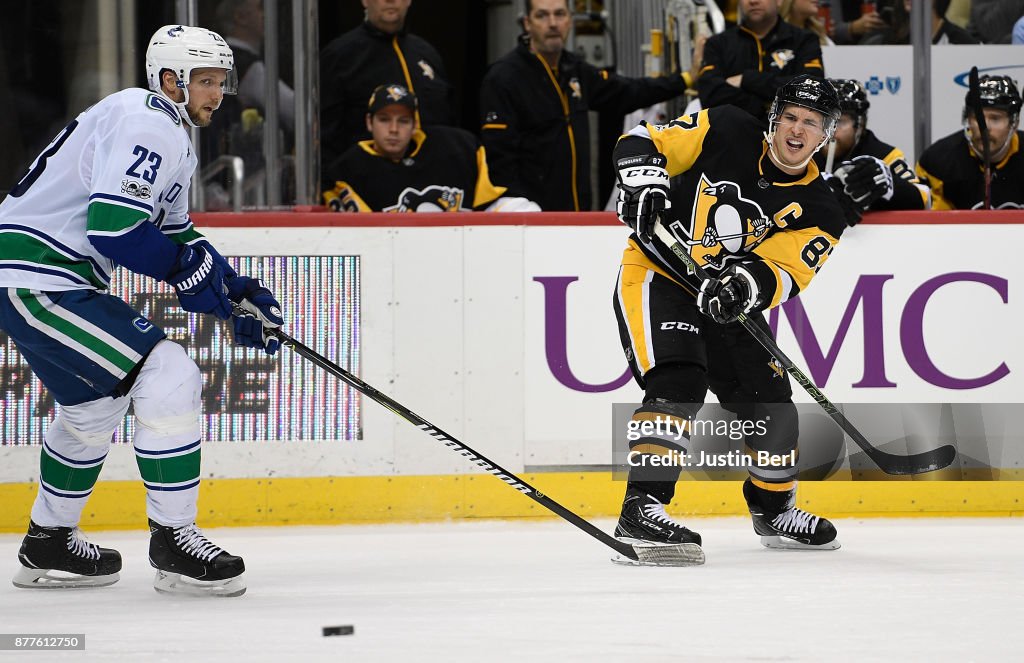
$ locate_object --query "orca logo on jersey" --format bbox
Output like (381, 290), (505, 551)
(675, 175), (771, 269)
(385, 185), (465, 213)
(146, 94), (181, 126)
(121, 179), (152, 200)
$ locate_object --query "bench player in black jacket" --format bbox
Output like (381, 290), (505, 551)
(610, 76), (847, 564)
(818, 78), (931, 218)
(917, 75), (1024, 210)
(323, 84), (536, 213)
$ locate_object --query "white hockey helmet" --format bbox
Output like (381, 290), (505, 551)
(145, 25), (237, 127)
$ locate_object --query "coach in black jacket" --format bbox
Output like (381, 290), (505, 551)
(698, 0), (824, 121)
(480, 0), (690, 211)
(320, 1), (455, 180)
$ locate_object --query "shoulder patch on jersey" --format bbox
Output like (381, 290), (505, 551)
(146, 94), (181, 126)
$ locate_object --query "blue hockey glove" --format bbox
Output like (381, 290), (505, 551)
(166, 244), (231, 319)
(696, 264), (760, 324)
(228, 277), (284, 355)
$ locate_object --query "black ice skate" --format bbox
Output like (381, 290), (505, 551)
(12, 521), (121, 589)
(148, 519), (246, 597)
(743, 479), (840, 550)
(612, 488), (705, 566)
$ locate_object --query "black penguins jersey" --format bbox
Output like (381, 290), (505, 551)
(322, 126), (506, 212)
(615, 104), (847, 311)
(816, 129), (931, 210)
(916, 131), (1024, 210)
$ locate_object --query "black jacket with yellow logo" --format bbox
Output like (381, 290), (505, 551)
(615, 105), (846, 311)
(916, 131), (1024, 210)
(480, 40), (688, 211)
(698, 19), (824, 122)
(322, 126), (505, 213)
(320, 22), (455, 178)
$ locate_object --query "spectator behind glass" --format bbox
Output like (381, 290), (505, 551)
(862, 0), (980, 44)
(916, 75), (1024, 209)
(216, 0), (296, 132)
(829, 0), (888, 44)
(320, 0), (455, 182)
(968, 0), (1024, 43)
(323, 84), (539, 212)
(781, 0), (833, 45)
(1015, 16), (1024, 43)
(697, 0), (825, 122)
(478, 0), (692, 211)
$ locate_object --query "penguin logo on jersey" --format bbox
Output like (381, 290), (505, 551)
(770, 49), (795, 69)
(680, 175), (771, 268)
(385, 185), (465, 212)
(418, 60), (435, 81)
(569, 78), (582, 99)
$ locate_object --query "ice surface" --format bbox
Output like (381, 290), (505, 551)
(1, 517), (1020, 661)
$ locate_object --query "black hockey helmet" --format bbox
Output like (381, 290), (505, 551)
(768, 75), (842, 140)
(829, 78), (870, 118)
(963, 75), (1022, 124)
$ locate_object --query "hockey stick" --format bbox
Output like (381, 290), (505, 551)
(651, 223), (956, 475)
(969, 67), (993, 210)
(237, 305), (701, 566)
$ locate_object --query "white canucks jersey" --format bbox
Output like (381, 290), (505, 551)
(0, 88), (198, 291)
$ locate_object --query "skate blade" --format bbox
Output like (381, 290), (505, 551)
(760, 535), (841, 551)
(12, 565), (119, 589)
(153, 570), (246, 597)
(611, 537), (706, 567)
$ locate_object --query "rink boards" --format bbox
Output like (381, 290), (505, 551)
(2, 211), (1022, 530)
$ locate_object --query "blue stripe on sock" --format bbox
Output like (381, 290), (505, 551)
(134, 439), (201, 457)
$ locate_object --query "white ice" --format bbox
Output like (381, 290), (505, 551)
(1, 517), (1020, 662)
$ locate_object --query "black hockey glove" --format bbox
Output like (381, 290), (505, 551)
(696, 264), (760, 325)
(227, 277), (284, 355)
(834, 155), (894, 209)
(166, 244), (232, 320)
(827, 176), (864, 227)
(615, 154), (671, 241)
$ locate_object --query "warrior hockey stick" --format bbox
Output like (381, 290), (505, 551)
(237, 305), (702, 566)
(651, 223), (956, 475)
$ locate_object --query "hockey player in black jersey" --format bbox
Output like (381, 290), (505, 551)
(323, 84), (538, 213)
(917, 75), (1024, 210)
(610, 75), (845, 564)
(818, 78), (931, 216)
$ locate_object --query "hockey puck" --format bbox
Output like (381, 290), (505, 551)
(322, 625), (355, 637)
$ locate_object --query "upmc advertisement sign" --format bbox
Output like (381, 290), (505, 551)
(1, 216), (1019, 476)
(523, 220), (1021, 460)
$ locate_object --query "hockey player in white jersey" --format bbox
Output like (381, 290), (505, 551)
(0, 25), (283, 597)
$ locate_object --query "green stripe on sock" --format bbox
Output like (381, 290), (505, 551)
(86, 201), (149, 234)
(135, 449), (201, 485)
(17, 290), (137, 374)
(0, 232), (106, 288)
(40, 446), (104, 493)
